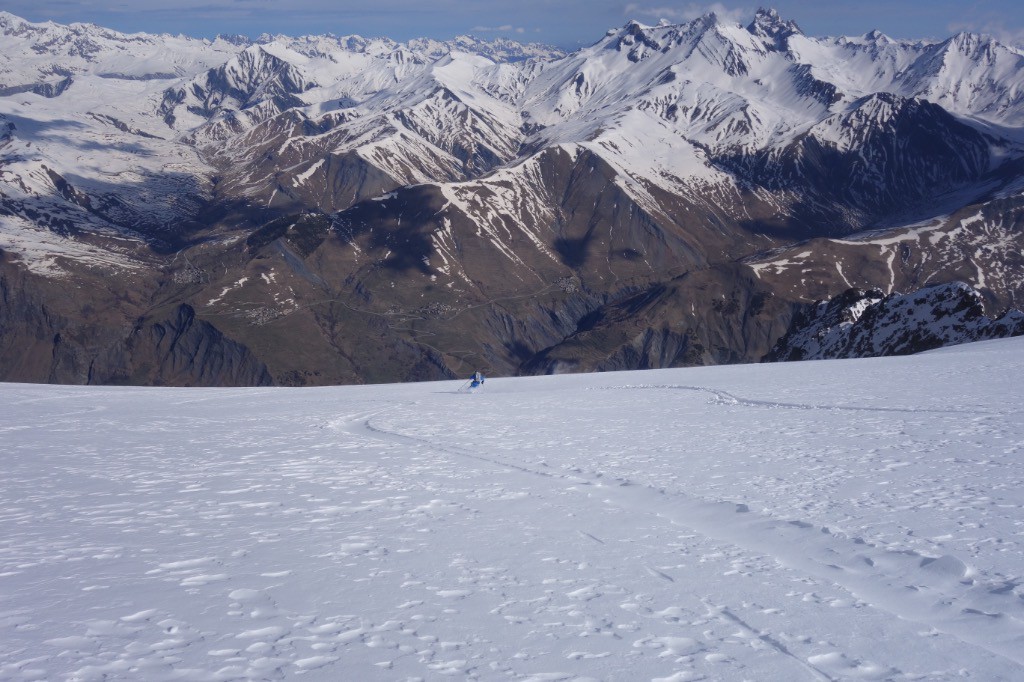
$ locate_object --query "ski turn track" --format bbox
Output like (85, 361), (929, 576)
(343, 403), (1024, 671)
(3, 339), (1024, 680)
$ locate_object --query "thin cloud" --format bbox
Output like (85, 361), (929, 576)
(471, 24), (527, 34)
(623, 3), (749, 26)
(948, 20), (1024, 48)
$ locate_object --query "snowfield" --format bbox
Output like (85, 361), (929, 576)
(2, 339), (1024, 681)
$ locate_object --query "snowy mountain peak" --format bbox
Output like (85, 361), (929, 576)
(948, 31), (997, 52)
(158, 43), (315, 128)
(941, 30), (1024, 65)
(0, 11), (55, 34)
(747, 7), (803, 48)
(259, 31), (565, 64)
(215, 33), (253, 47)
(0, 11), (155, 45)
(862, 29), (890, 43)
(443, 34), (565, 62)
(0, 10), (25, 29)
(599, 12), (767, 70)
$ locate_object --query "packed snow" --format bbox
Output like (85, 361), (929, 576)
(2, 338), (1024, 680)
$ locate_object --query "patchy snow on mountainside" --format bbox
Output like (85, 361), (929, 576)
(0, 11), (565, 247)
(2, 337), (1024, 680)
(3, 9), (1024, 386)
(765, 282), (1024, 361)
(0, 213), (144, 276)
(4, 7), (1023, 254)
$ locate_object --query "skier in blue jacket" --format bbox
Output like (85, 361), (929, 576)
(469, 371), (485, 389)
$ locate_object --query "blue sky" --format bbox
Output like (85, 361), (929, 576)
(6, 1), (1024, 48)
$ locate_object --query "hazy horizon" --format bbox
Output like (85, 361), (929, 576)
(3, 1), (1023, 50)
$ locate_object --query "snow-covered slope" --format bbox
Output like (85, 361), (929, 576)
(5, 7), (1023, 248)
(0, 11), (240, 85)
(3, 337), (1024, 679)
(0, 12), (566, 248)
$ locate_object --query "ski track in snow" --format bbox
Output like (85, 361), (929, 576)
(595, 384), (995, 415)
(2, 339), (1024, 680)
(351, 398), (1024, 669)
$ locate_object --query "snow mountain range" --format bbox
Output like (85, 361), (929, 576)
(1, 9), (1023, 385)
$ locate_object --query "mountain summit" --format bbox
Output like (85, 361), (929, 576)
(747, 7), (803, 48)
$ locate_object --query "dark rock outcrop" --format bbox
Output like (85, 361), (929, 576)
(0, 262), (273, 386)
(121, 304), (274, 386)
(765, 282), (1024, 361)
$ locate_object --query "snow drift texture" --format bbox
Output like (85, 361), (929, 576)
(3, 337), (1024, 679)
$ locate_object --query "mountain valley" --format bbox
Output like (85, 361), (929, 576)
(2, 8), (1023, 384)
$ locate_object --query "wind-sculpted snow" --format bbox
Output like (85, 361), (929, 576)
(2, 338), (1024, 679)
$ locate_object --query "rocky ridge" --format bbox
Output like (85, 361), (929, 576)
(764, 282), (1024, 361)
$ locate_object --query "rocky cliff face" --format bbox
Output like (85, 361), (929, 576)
(765, 282), (1024, 361)
(116, 305), (274, 386)
(0, 260), (272, 386)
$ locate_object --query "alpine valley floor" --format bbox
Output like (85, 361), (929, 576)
(2, 339), (1024, 681)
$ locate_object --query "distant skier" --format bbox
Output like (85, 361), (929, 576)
(468, 371), (485, 390)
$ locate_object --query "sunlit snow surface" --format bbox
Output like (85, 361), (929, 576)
(2, 339), (1024, 681)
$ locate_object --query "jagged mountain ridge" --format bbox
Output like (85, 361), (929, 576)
(764, 282), (1024, 361)
(6, 7), (1024, 242)
(2, 9), (1024, 385)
